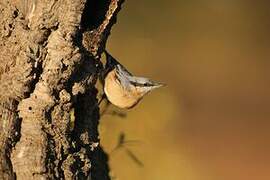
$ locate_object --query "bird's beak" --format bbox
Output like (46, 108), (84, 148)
(151, 82), (166, 89)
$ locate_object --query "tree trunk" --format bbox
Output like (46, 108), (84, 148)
(0, 0), (124, 179)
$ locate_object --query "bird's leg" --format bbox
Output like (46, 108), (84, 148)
(100, 99), (111, 117)
(98, 93), (107, 105)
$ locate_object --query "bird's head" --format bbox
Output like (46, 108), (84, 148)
(129, 76), (165, 98)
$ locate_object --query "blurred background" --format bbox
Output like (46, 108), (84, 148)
(99, 0), (270, 179)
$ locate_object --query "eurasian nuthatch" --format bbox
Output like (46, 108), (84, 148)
(102, 51), (164, 109)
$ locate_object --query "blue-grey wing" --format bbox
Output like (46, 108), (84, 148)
(115, 65), (133, 89)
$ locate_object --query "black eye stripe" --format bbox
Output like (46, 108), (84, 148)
(130, 81), (152, 87)
(144, 82), (153, 86)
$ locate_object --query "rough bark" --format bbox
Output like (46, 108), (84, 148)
(0, 0), (124, 179)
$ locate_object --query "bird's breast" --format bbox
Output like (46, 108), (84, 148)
(104, 71), (140, 109)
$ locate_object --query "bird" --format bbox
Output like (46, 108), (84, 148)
(101, 51), (164, 109)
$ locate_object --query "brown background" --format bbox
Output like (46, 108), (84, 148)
(99, 1), (270, 179)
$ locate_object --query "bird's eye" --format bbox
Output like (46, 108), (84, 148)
(143, 83), (151, 86)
